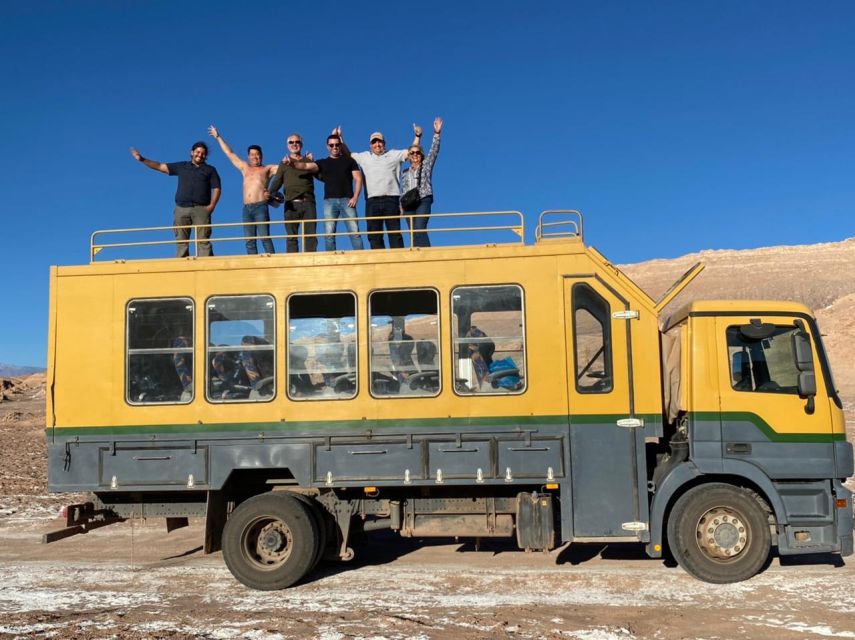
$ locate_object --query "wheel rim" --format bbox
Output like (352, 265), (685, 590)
(695, 506), (750, 562)
(241, 516), (294, 570)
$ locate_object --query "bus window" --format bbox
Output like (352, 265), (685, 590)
(451, 285), (526, 395)
(369, 289), (440, 398)
(572, 283), (613, 393)
(127, 298), (194, 405)
(287, 292), (357, 400)
(206, 295), (275, 403)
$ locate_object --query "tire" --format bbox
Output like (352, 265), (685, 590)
(222, 492), (319, 590)
(667, 483), (771, 584)
(291, 494), (327, 571)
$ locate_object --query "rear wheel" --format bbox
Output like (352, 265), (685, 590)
(291, 493), (328, 571)
(222, 492), (319, 590)
(667, 483), (771, 583)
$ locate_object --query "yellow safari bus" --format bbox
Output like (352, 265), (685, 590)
(44, 210), (852, 590)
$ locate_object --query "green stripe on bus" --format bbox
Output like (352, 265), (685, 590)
(691, 411), (846, 443)
(46, 411), (841, 443)
(47, 413), (660, 438)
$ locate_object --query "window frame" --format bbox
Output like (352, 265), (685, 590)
(285, 290), (359, 402)
(725, 323), (801, 395)
(125, 296), (195, 406)
(205, 293), (277, 405)
(367, 286), (442, 400)
(571, 282), (614, 395)
(450, 283), (528, 397)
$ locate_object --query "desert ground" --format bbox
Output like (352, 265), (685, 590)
(1, 238), (854, 639)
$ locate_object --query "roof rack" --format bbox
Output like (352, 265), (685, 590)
(535, 210), (584, 242)
(89, 210), (529, 262)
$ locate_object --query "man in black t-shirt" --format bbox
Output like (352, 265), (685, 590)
(130, 142), (221, 257)
(285, 129), (364, 251)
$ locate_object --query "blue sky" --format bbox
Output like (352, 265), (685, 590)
(1, 1), (853, 367)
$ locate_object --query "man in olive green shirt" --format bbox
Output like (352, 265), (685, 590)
(268, 133), (317, 253)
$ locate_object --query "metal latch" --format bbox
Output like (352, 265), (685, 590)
(622, 521), (648, 531)
(612, 310), (639, 320)
(617, 418), (644, 428)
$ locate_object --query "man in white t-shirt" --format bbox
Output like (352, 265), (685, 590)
(344, 127), (420, 249)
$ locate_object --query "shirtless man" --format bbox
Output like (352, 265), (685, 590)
(208, 125), (279, 254)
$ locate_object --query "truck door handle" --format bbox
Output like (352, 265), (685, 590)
(726, 443), (752, 455)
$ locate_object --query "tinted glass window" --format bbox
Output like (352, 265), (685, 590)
(287, 292), (357, 400)
(727, 325), (799, 394)
(127, 298), (194, 405)
(369, 289), (440, 397)
(451, 285), (526, 395)
(207, 295), (276, 403)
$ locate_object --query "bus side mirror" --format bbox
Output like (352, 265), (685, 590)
(793, 329), (816, 413)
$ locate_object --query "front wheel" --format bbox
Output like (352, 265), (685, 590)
(222, 492), (319, 590)
(667, 483), (771, 583)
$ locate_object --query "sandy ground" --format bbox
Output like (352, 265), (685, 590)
(2, 517), (855, 640)
(2, 377), (855, 639)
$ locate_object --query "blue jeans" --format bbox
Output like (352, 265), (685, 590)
(403, 195), (433, 247)
(323, 198), (364, 251)
(242, 202), (275, 254)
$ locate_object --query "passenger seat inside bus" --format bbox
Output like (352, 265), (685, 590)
(407, 340), (439, 392)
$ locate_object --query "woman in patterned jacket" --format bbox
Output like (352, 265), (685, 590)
(400, 117), (442, 247)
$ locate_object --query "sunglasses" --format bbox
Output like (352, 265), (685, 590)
(328, 143), (341, 148)
(288, 140), (302, 145)
(408, 151), (422, 155)
(370, 139), (384, 144)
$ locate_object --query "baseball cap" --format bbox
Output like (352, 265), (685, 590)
(369, 132), (385, 143)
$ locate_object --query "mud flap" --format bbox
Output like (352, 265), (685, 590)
(204, 490), (228, 554)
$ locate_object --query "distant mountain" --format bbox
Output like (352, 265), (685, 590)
(0, 363), (46, 377)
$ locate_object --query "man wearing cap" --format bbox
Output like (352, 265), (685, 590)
(268, 133), (318, 253)
(130, 141), (221, 257)
(343, 126), (421, 249)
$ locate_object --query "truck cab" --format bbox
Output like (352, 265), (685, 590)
(649, 300), (852, 582)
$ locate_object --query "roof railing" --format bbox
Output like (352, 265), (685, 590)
(89, 210), (527, 262)
(535, 210), (584, 242)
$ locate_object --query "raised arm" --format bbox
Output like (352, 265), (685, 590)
(426, 117), (442, 168)
(334, 126), (353, 157)
(208, 125), (246, 171)
(130, 147), (168, 174)
(412, 122), (423, 148)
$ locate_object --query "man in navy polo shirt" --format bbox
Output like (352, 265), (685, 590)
(130, 141), (222, 257)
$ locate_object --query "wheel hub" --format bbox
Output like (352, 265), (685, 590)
(250, 520), (293, 565)
(261, 528), (284, 552)
(697, 507), (748, 560)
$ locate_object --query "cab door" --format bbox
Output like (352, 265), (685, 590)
(715, 315), (834, 479)
(563, 277), (645, 538)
